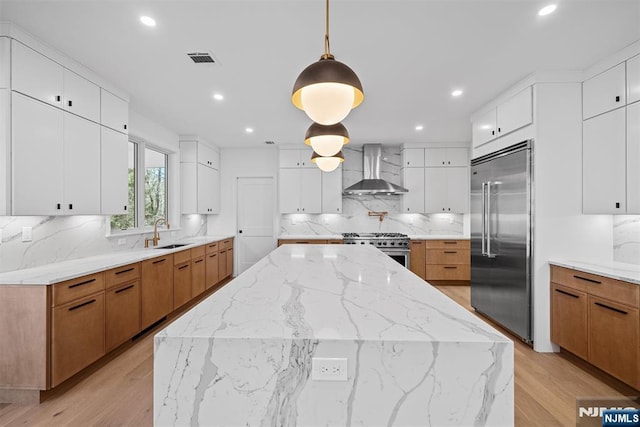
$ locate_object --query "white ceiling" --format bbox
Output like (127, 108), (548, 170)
(1, 0), (640, 148)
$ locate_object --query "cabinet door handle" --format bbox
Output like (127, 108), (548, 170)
(498, 127), (501, 133)
(124, 205), (127, 211)
(444, 251), (457, 254)
(115, 267), (134, 275)
(178, 264), (189, 270)
(69, 299), (96, 311)
(443, 241), (458, 245)
(55, 95), (61, 102)
(573, 275), (601, 284)
(115, 284), (135, 294)
(69, 204), (73, 210)
(194, 259), (204, 264)
(124, 124), (127, 130)
(594, 301), (627, 315)
(615, 95), (620, 102)
(153, 258), (167, 264)
(554, 288), (579, 299)
(57, 203), (61, 210)
(616, 202), (621, 209)
(209, 254), (217, 258)
(68, 100), (72, 107)
(444, 266), (457, 269)
(68, 278), (96, 289)
(491, 130), (495, 135)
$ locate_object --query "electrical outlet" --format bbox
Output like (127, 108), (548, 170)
(21, 226), (32, 242)
(311, 357), (348, 381)
(117, 238), (127, 246)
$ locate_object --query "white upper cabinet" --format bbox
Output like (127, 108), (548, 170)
(582, 108), (627, 213)
(0, 38), (9, 89)
(180, 140), (220, 214)
(424, 148), (468, 167)
(101, 89), (129, 134)
(180, 140), (219, 169)
(279, 148), (314, 168)
(628, 54), (640, 105)
(63, 69), (100, 123)
(299, 168), (322, 213)
(627, 101), (640, 212)
(101, 127), (129, 215)
(402, 167), (425, 212)
(496, 86), (533, 137)
(424, 167), (468, 213)
(11, 40), (63, 108)
(471, 108), (497, 147)
(402, 148), (425, 167)
(279, 168), (301, 214)
(583, 62), (626, 120)
(321, 168), (343, 214)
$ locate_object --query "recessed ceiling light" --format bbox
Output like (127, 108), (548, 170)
(140, 16), (156, 27)
(415, 125), (424, 131)
(451, 89), (463, 97)
(538, 4), (557, 16)
(213, 93), (224, 101)
(245, 127), (254, 133)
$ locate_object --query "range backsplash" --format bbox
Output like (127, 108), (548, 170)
(281, 145), (465, 236)
(614, 216), (640, 264)
(0, 215), (207, 273)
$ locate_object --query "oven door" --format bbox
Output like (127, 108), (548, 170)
(381, 249), (410, 268)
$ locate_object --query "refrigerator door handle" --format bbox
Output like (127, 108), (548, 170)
(481, 181), (487, 256)
(486, 181), (496, 258)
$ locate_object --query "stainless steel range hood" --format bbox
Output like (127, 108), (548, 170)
(343, 144), (408, 195)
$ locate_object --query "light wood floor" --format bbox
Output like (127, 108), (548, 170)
(0, 285), (636, 426)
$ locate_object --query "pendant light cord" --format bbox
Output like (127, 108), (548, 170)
(323, 0), (334, 59)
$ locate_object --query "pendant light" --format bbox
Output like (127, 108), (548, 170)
(304, 122), (349, 157)
(311, 150), (344, 172)
(291, 0), (364, 125)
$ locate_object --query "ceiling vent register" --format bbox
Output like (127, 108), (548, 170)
(187, 52), (216, 64)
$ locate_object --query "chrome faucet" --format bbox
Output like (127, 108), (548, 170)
(145, 217), (170, 248)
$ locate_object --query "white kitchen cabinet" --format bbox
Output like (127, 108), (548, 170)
(424, 168), (447, 213)
(0, 37), (9, 89)
(583, 108), (627, 213)
(471, 87), (532, 149)
(424, 167), (468, 213)
(402, 167), (425, 212)
(181, 140), (219, 168)
(101, 89), (129, 134)
(63, 113), (101, 214)
(627, 101), (640, 212)
(445, 167), (469, 213)
(279, 167), (322, 213)
(11, 40), (63, 109)
(279, 148), (314, 168)
(321, 167), (342, 213)
(402, 148), (425, 167)
(583, 62), (626, 120)
(628, 54), (640, 105)
(12, 92), (64, 215)
(424, 148), (468, 167)
(101, 127), (129, 215)
(63, 69), (100, 123)
(181, 163), (220, 214)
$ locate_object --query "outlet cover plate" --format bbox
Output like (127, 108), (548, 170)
(21, 226), (32, 242)
(311, 357), (348, 381)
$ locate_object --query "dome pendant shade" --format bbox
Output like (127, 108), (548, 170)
(311, 150), (344, 172)
(292, 57), (364, 125)
(304, 122), (349, 157)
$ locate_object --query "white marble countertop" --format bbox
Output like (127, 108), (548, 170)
(278, 234), (469, 240)
(408, 234), (469, 240)
(159, 244), (509, 343)
(278, 234), (343, 240)
(549, 259), (640, 285)
(0, 235), (234, 286)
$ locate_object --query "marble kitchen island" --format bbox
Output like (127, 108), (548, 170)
(154, 245), (513, 426)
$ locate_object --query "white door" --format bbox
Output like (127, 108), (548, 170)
(237, 177), (275, 275)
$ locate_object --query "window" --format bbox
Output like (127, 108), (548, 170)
(110, 139), (169, 233)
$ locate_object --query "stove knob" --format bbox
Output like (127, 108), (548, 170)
(383, 242), (387, 246)
(361, 242), (365, 245)
(369, 242), (374, 245)
(390, 242), (395, 246)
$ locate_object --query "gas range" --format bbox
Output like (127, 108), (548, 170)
(342, 232), (410, 249)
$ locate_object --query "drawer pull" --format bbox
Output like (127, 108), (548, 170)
(444, 266), (457, 269)
(444, 251), (457, 254)
(153, 258), (167, 264)
(68, 278), (96, 289)
(443, 241), (458, 245)
(115, 284), (135, 294)
(69, 299), (96, 311)
(115, 267), (135, 275)
(554, 288), (579, 299)
(594, 302), (628, 315)
(178, 264), (189, 270)
(209, 254), (217, 258)
(573, 275), (601, 284)
(194, 259), (204, 264)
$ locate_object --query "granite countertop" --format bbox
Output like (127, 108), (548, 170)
(0, 235), (235, 286)
(158, 244), (509, 343)
(549, 259), (640, 285)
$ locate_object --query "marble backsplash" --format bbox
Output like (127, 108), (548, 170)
(614, 216), (640, 264)
(281, 145), (465, 236)
(0, 214), (207, 273)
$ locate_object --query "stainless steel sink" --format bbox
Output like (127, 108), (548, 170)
(155, 243), (189, 249)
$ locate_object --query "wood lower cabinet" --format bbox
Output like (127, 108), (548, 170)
(105, 280), (141, 352)
(141, 255), (173, 329)
(278, 239), (328, 245)
(226, 248), (234, 278)
(51, 292), (105, 387)
(410, 240), (426, 280)
(550, 265), (640, 389)
(192, 256), (206, 296)
(205, 251), (219, 290)
(219, 249), (228, 280)
(424, 240), (470, 283)
(173, 261), (192, 310)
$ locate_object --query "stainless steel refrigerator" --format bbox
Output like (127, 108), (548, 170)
(470, 140), (532, 343)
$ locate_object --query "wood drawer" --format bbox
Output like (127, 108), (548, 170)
(105, 263), (140, 289)
(173, 249), (191, 265)
(205, 241), (219, 254)
(105, 280), (141, 352)
(221, 238), (233, 250)
(52, 273), (105, 306)
(551, 266), (639, 308)
(327, 239), (343, 244)
(425, 264), (470, 281)
(278, 239), (327, 245)
(426, 248), (469, 265)
(190, 245), (205, 258)
(424, 240), (470, 249)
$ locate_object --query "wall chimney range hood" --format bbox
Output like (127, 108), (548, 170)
(343, 144), (408, 195)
